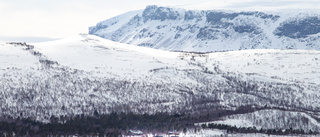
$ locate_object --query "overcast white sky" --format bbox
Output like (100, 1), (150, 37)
(0, 0), (319, 42)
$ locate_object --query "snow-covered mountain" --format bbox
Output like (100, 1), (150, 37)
(1, 34), (320, 131)
(89, 5), (320, 52)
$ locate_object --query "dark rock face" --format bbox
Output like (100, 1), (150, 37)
(89, 5), (320, 51)
(274, 16), (320, 38)
(206, 11), (279, 23)
(238, 11), (280, 20)
(233, 25), (260, 34)
(197, 27), (219, 40)
(89, 24), (108, 34)
(184, 10), (203, 21)
(206, 12), (239, 23)
(142, 5), (180, 22)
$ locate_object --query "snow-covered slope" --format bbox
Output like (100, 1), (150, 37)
(1, 34), (320, 131)
(205, 109), (320, 132)
(89, 5), (320, 52)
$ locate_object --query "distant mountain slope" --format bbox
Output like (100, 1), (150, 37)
(89, 5), (320, 52)
(1, 34), (320, 131)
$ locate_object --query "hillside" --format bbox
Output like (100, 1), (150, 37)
(89, 5), (320, 52)
(1, 34), (320, 133)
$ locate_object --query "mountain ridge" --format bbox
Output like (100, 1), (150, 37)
(89, 5), (320, 52)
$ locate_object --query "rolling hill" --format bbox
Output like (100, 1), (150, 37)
(1, 34), (320, 132)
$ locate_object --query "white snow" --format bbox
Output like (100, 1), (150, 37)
(32, 34), (181, 80)
(200, 109), (320, 132)
(32, 34), (320, 97)
(179, 0), (320, 12)
(185, 129), (225, 137)
(2, 34), (320, 128)
(0, 43), (40, 69)
(210, 49), (320, 85)
(89, 10), (142, 35)
(90, 5), (320, 53)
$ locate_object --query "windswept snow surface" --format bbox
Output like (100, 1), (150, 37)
(210, 49), (320, 85)
(33, 34), (180, 79)
(33, 34), (320, 85)
(202, 109), (320, 132)
(0, 43), (40, 69)
(1, 35), (320, 131)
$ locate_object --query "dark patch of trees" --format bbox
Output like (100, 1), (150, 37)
(0, 112), (195, 136)
(1, 111), (318, 136)
(39, 59), (59, 66)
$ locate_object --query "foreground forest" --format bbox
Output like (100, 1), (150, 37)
(0, 111), (318, 136)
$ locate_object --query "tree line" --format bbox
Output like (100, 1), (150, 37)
(1, 110), (319, 136)
(0, 111), (194, 136)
